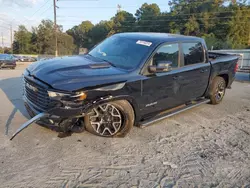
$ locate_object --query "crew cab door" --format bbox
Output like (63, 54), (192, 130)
(139, 41), (211, 117)
(176, 42), (211, 102)
(140, 43), (183, 115)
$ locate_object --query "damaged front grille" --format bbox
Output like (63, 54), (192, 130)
(23, 76), (54, 112)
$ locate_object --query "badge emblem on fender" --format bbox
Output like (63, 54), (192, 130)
(26, 83), (38, 92)
(146, 102), (158, 107)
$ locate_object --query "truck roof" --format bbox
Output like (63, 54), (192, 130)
(115, 32), (203, 44)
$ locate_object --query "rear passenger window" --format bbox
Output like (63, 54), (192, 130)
(153, 43), (179, 68)
(182, 42), (204, 65)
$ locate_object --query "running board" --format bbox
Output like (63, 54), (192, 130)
(140, 99), (210, 127)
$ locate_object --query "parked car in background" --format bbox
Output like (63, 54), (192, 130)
(27, 57), (37, 62)
(13, 55), (20, 61)
(13, 55), (37, 62)
(11, 33), (239, 140)
(0, 54), (16, 69)
(13, 55), (25, 62)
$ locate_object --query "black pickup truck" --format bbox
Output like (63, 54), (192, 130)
(11, 33), (239, 139)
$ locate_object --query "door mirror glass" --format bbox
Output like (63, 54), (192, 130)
(148, 61), (172, 73)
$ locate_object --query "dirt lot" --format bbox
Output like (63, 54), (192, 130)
(0, 66), (250, 188)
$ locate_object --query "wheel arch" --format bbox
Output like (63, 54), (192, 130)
(217, 73), (229, 87)
(83, 95), (141, 123)
(204, 72), (229, 98)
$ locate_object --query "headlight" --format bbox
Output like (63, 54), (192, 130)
(48, 91), (69, 98)
(48, 91), (87, 101)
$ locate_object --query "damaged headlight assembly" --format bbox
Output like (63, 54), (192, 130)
(47, 91), (87, 101)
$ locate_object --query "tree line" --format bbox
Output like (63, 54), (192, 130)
(13, 20), (75, 55)
(13, 0), (250, 55)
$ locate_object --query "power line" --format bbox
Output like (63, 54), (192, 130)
(38, 4), (54, 18)
(58, 0), (98, 1)
(58, 4), (170, 9)
(0, 25), (9, 30)
(56, 0), (243, 9)
(61, 20), (250, 27)
(57, 15), (250, 24)
(113, 22), (250, 28)
(20, 0), (50, 24)
(0, 19), (10, 24)
(57, 9), (250, 20)
(29, 0), (51, 18)
(57, 2), (249, 9)
(21, 4), (53, 26)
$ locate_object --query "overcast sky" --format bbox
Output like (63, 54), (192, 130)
(0, 0), (170, 47)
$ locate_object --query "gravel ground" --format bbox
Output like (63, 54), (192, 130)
(0, 66), (250, 188)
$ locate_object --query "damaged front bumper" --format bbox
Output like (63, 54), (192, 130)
(10, 96), (85, 140)
(10, 93), (114, 140)
(10, 112), (48, 140)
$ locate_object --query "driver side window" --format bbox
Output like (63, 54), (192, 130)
(152, 43), (179, 68)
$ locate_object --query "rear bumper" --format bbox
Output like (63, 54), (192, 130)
(0, 64), (16, 68)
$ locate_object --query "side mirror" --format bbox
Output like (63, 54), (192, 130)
(148, 61), (172, 73)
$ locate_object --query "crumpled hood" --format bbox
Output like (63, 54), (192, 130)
(27, 55), (128, 91)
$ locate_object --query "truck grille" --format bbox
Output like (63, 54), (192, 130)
(23, 76), (52, 112)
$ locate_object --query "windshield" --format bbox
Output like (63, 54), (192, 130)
(0, 54), (12, 60)
(88, 35), (152, 70)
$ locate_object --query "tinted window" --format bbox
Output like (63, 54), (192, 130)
(89, 35), (153, 70)
(153, 43), (179, 68)
(182, 42), (204, 65)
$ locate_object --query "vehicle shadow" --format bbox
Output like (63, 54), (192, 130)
(0, 77), (28, 117)
(0, 76), (75, 137)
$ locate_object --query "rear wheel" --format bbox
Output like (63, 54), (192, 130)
(209, 76), (226, 105)
(84, 100), (134, 137)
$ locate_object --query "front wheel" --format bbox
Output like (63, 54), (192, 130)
(209, 76), (226, 105)
(84, 100), (134, 137)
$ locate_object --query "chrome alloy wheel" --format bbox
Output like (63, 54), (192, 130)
(215, 81), (225, 101)
(88, 104), (122, 136)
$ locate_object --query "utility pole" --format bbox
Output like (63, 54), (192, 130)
(53, 0), (58, 57)
(1, 32), (4, 53)
(117, 4), (122, 13)
(10, 24), (13, 54)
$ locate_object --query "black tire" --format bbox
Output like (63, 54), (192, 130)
(84, 100), (134, 137)
(209, 76), (226, 105)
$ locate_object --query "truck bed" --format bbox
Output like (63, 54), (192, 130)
(208, 51), (240, 61)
